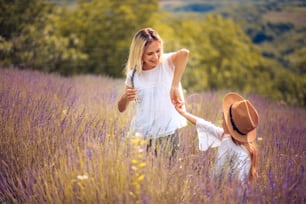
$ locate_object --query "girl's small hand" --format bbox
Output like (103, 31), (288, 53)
(175, 102), (185, 115)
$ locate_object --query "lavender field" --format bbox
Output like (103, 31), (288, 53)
(0, 68), (305, 203)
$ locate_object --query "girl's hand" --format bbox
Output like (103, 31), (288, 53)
(175, 102), (185, 115)
(175, 102), (197, 125)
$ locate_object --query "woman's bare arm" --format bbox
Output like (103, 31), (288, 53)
(170, 48), (189, 105)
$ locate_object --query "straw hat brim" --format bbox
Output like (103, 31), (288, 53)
(223, 92), (257, 143)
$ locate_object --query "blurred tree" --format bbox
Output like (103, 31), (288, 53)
(286, 47), (306, 74)
(0, 0), (51, 65)
(0, 36), (12, 66)
(0, 0), (49, 39)
(60, 0), (159, 76)
(0, 0), (159, 76)
(6, 7), (87, 74)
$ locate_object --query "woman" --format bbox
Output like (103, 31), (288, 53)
(175, 92), (259, 183)
(117, 28), (189, 158)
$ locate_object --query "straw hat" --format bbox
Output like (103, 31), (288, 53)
(223, 92), (259, 143)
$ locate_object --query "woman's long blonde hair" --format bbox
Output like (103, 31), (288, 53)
(125, 28), (163, 74)
(232, 137), (258, 182)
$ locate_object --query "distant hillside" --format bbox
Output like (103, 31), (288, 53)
(160, 0), (306, 74)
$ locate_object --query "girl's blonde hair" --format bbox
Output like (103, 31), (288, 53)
(232, 137), (258, 182)
(125, 28), (163, 74)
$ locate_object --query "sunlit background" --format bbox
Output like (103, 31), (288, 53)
(0, 0), (305, 203)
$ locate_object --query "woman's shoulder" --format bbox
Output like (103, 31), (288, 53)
(159, 53), (175, 70)
(161, 52), (174, 62)
(162, 49), (189, 62)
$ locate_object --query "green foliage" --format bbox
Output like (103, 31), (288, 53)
(286, 46), (306, 74)
(0, 0), (51, 65)
(152, 13), (305, 107)
(14, 8), (87, 74)
(0, 0), (159, 76)
(0, 36), (12, 65)
(0, 0), (49, 39)
(59, 0), (159, 76)
(0, 1), (87, 74)
(0, 0), (304, 106)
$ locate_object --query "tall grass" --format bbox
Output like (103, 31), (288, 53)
(0, 68), (305, 203)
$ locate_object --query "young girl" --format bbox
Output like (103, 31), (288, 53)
(175, 92), (259, 183)
(117, 28), (189, 158)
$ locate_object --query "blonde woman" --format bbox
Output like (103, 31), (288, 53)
(175, 92), (259, 183)
(117, 28), (189, 158)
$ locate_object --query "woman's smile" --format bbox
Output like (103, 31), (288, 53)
(142, 40), (161, 70)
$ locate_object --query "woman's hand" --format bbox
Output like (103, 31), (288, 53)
(170, 86), (183, 105)
(125, 87), (138, 102)
(117, 87), (137, 112)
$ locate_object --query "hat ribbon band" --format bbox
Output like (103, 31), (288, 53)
(229, 105), (246, 136)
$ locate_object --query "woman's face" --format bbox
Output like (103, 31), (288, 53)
(142, 40), (161, 70)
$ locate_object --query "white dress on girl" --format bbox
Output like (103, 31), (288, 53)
(196, 118), (251, 182)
